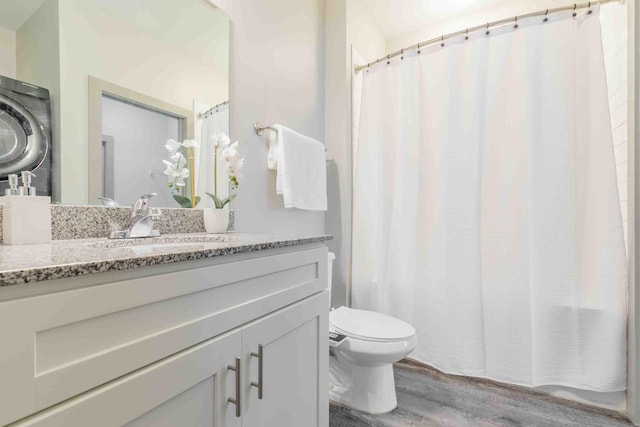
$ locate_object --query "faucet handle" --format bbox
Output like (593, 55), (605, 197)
(149, 207), (162, 220)
(131, 193), (158, 218)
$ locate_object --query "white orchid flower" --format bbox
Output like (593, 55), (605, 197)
(174, 154), (187, 169)
(163, 163), (174, 177)
(222, 141), (239, 162)
(182, 139), (200, 148)
(163, 146), (190, 191)
(179, 167), (190, 178)
(226, 157), (244, 175)
(165, 138), (181, 154)
(212, 132), (230, 148)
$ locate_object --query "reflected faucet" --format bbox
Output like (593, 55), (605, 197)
(109, 193), (162, 239)
(98, 197), (119, 206)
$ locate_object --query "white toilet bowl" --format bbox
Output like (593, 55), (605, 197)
(327, 253), (417, 414)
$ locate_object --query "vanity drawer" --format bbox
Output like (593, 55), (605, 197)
(0, 247), (327, 426)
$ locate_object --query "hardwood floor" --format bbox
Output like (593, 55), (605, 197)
(329, 360), (633, 427)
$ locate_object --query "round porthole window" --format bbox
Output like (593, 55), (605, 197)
(0, 93), (47, 177)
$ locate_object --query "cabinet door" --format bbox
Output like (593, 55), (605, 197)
(12, 330), (242, 427)
(241, 292), (329, 427)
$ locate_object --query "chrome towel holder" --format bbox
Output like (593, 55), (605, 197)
(254, 123), (278, 136)
(254, 122), (327, 152)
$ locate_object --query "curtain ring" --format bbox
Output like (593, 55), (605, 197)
(514, 15), (518, 29)
(485, 22), (490, 35)
(417, 43), (421, 54)
(386, 54), (390, 65)
(587, 1), (593, 14)
(465, 28), (469, 40)
(543, 9), (549, 22)
(401, 48), (404, 60)
(573, 4), (577, 17)
(440, 35), (445, 47)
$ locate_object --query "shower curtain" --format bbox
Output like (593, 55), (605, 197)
(352, 9), (628, 391)
(195, 103), (229, 208)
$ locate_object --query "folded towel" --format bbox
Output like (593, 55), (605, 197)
(271, 124), (327, 211)
(267, 127), (278, 170)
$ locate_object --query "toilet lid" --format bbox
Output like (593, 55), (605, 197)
(330, 307), (415, 342)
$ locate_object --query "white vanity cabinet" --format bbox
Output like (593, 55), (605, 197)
(0, 246), (328, 427)
(11, 329), (244, 427)
(241, 294), (328, 427)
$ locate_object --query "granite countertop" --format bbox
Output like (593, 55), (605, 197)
(0, 233), (332, 287)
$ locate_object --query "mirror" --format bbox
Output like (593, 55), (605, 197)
(0, 0), (229, 207)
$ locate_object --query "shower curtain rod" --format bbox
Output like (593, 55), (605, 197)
(198, 100), (229, 119)
(354, 0), (622, 74)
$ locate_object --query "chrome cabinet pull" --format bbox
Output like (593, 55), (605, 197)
(250, 345), (264, 399)
(227, 357), (241, 417)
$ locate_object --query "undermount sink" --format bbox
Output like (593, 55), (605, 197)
(86, 234), (236, 249)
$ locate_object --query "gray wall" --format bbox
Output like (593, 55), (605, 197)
(214, 0), (326, 235)
(101, 96), (181, 207)
(16, 0), (61, 202)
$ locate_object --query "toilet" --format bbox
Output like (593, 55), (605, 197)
(327, 252), (417, 414)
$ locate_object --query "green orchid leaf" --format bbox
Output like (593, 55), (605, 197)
(173, 195), (193, 208)
(206, 192), (222, 208)
(206, 192), (236, 208)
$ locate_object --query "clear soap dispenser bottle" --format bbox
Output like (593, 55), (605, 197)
(4, 174), (19, 196)
(19, 171), (37, 196)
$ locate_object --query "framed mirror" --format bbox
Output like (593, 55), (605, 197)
(0, 0), (230, 207)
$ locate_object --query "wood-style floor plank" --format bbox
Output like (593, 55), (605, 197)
(330, 360), (633, 427)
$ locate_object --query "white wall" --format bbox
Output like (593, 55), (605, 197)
(346, 0), (386, 64)
(16, 0), (61, 200)
(385, 0), (580, 53)
(324, 0), (385, 307)
(102, 96), (181, 207)
(0, 24), (15, 78)
(601, 2), (629, 253)
(56, 0), (228, 204)
(213, 0), (326, 235)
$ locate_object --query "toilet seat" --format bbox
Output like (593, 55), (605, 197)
(330, 306), (415, 343)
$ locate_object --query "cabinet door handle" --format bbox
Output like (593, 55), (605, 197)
(250, 345), (264, 399)
(227, 357), (241, 417)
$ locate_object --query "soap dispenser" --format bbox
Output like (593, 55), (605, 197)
(19, 171), (37, 196)
(4, 174), (19, 196)
(2, 170), (51, 245)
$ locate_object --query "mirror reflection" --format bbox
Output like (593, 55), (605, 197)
(0, 0), (230, 207)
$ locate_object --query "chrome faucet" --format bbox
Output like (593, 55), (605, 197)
(109, 193), (162, 239)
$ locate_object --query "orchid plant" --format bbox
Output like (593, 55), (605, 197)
(206, 132), (244, 209)
(163, 138), (201, 208)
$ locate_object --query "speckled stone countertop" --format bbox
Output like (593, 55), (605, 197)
(0, 233), (332, 287)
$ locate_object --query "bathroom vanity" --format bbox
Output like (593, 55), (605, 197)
(0, 234), (330, 426)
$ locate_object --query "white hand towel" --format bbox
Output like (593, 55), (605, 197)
(273, 124), (327, 211)
(267, 127), (278, 170)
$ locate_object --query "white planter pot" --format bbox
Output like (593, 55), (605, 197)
(203, 209), (229, 233)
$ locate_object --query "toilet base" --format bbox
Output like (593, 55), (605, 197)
(329, 354), (398, 414)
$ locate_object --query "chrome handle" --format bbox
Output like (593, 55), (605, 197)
(149, 207), (162, 220)
(130, 193), (157, 218)
(251, 345), (264, 399)
(227, 357), (241, 417)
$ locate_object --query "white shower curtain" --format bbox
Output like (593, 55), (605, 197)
(352, 9), (627, 391)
